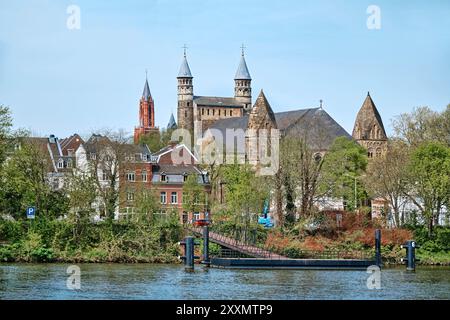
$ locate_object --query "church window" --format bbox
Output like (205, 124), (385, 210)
(218, 109), (221, 116)
(376, 148), (382, 158)
(202, 108), (204, 115)
(368, 148), (374, 158)
(207, 109), (210, 116)
(212, 109), (215, 116)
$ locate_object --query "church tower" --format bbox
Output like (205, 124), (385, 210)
(234, 47), (252, 114)
(134, 75), (158, 144)
(246, 90), (277, 166)
(352, 92), (388, 158)
(177, 49), (194, 135)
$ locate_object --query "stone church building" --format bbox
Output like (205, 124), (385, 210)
(174, 49), (387, 162)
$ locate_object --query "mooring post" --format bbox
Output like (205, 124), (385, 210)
(401, 240), (419, 272)
(375, 229), (382, 268)
(185, 236), (195, 272)
(202, 226), (210, 266)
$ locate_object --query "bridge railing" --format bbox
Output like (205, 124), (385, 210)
(214, 247), (373, 260)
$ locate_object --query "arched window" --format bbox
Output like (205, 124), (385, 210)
(376, 148), (382, 158)
(368, 148), (374, 158)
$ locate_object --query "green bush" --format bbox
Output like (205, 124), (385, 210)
(30, 247), (54, 262)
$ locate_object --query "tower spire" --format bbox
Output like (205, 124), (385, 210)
(240, 43), (246, 57)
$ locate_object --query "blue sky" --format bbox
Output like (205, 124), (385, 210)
(1, 0), (449, 138)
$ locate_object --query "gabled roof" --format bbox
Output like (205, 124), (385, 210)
(178, 56), (193, 78)
(353, 92), (387, 140)
(193, 96), (243, 108)
(208, 106), (351, 151)
(249, 90), (277, 128)
(279, 108), (352, 150)
(235, 55), (251, 80)
(59, 133), (84, 156)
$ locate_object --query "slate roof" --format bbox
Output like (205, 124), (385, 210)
(194, 96), (243, 108)
(142, 78), (152, 101)
(235, 55), (251, 80)
(152, 164), (202, 175)
(167, 113), (177, 129)
(208, 107), (351, 151)
(178, 56), (193, 78)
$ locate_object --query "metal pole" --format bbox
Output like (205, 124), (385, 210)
(406, 240), (416, 272)
(375, 229), (382, 268)
(185, 236), (194, 272)
(202, 226), (210, 266)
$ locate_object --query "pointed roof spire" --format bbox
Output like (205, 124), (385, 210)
(178, 45), (193, 78)
(167, 113), (177, 130)
(142, 71), (151, 101)
(235, 46), (251, 80)
(353, 92), (387, 140)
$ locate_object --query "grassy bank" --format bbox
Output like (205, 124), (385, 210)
(0, 215), (183, 263)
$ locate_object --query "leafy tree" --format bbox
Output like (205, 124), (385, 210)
(320, 137), (368, 211)
(0, 139), (68, 219)
(364, 139), (410, 227)
(134, 188), (161, 223)
(0, 105), (13, 165)
(278, 137), (324, 221)
(87, 131), (130, 221)
(182, 174), (207, 216)
(406, 142), (450, 236)
(66, 171), (97, 240)
(392, 105), (450, 147)
(221, 164), (269, 230)
(139, 130), (162, 152)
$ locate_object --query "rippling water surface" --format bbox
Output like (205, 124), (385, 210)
(0, 264), (449, 300)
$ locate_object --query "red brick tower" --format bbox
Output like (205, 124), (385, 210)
(134, 75), (158, 143)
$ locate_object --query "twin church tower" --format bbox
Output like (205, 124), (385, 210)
(134, 48), (253, 143)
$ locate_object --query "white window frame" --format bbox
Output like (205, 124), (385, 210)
(142, 170), (147, 182)
(171, 192), (178, 204)
(127, 192), (134, 201)
(160, 192), (167, 204)
(126, 172), (135, 182)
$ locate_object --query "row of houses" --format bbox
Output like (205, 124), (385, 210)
(22, 133), (210, 222)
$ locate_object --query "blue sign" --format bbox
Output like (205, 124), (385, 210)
(26, 207), (36, 219)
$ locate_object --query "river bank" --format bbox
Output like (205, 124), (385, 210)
(1, 216), (449, 265)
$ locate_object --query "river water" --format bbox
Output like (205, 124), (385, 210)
(0, 264), (449, 300)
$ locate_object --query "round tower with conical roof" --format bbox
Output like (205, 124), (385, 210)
(234, 47), (252, 114)
(177, 49), (194, 134)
